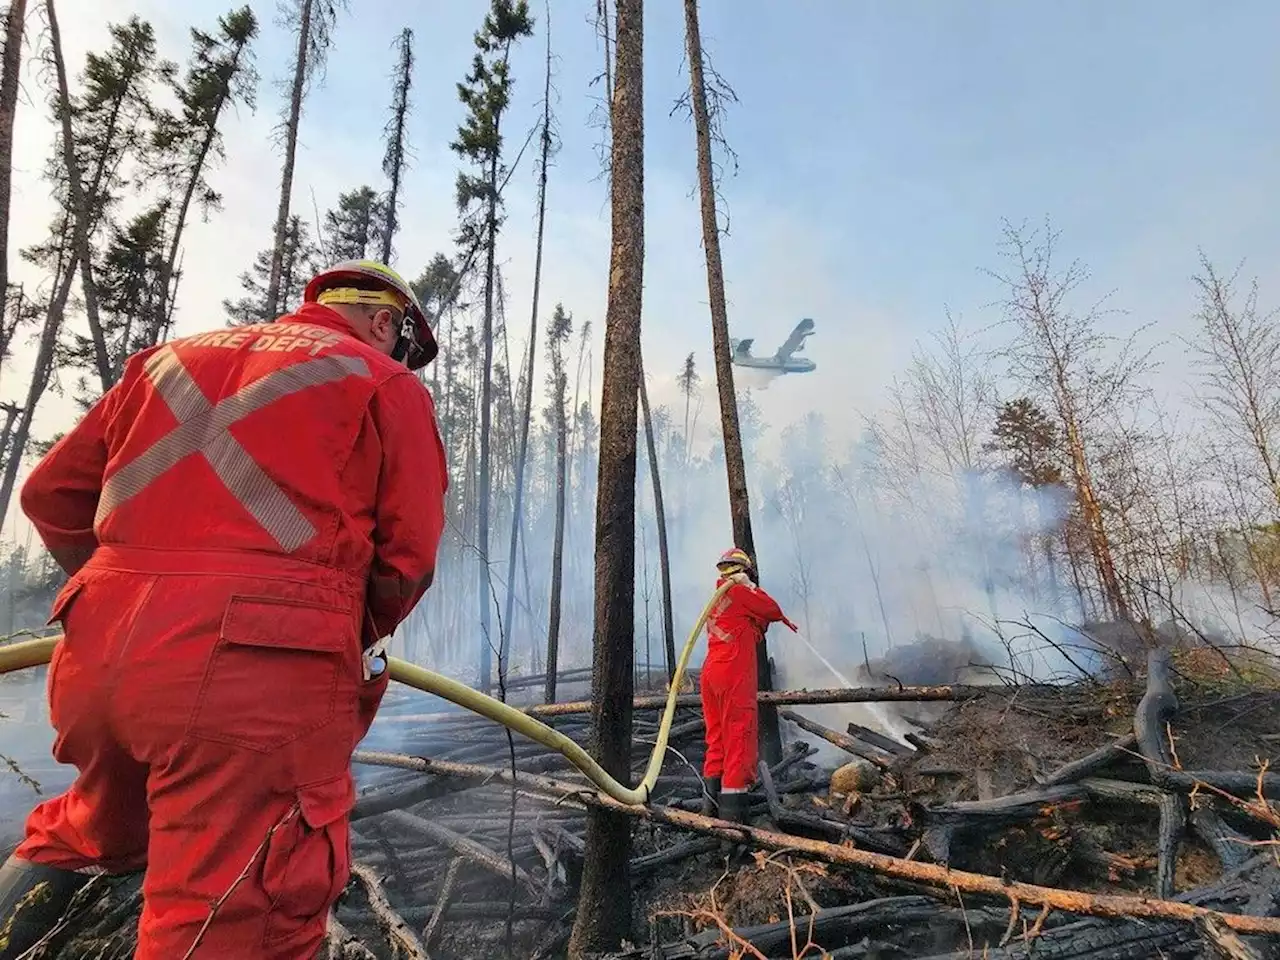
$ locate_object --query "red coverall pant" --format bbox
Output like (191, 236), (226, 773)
(18, 548), (385, 959)
(700, 580), (786, 793)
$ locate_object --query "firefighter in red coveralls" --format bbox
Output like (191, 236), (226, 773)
(700, 548), (796, 823)
(0, 260), (447, 960)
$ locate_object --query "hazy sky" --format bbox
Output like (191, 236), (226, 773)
(4, 0), (1279, 538)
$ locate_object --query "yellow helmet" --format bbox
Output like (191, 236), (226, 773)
(304, 259), (438, 369)
(716, 547), (753, 576)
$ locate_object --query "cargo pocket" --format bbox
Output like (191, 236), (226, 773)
(262, 776), (354, 946)
(188, 596), (356, 753)
(44, 578), (84, 728)
(45, 576), (84, 628)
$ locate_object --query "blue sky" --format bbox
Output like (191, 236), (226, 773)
(8, 0), (1280, 475)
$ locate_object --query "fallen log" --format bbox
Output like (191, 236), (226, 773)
(604, 895), (999, 960)
(351, 750), (1280, 935)
(914, 855), (1280, 959)
(526, 685), (998, 717)
(844, 720), (913, 756)
(379, 810), (542, 900)
(630, 837), (720, 876)
(778, 709), (894, 768)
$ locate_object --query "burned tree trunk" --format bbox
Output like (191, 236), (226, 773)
(638, 365), (676, 679)
(0, 0), (25, 337)
(682, 0), (782, 764)
(503, 6), (554, 671)
(1134, 646), (1186, 899)
(47, 0), (111, 393)
(379, 27), (412, 264)
(567, 0), (644, 953)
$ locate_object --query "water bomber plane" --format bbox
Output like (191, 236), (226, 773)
(729, 318), (816, 375)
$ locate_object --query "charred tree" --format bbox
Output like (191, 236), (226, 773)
(264, 0), (341, 316)
(502, 2), (555, 671)
(0, 0), (26, 339)
(452, 0), (533, 694)
(638, 367), (676, 679)
(567, 0), (644, 953)
(379, 27), (412, 263)
(543, 304), (571, 704)
(681, 0), (782, 764)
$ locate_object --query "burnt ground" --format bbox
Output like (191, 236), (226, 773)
(4, 651), (1280, 959)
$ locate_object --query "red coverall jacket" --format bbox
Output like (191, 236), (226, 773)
(16, 303), (447, 959)
(700, 576), (787, 791)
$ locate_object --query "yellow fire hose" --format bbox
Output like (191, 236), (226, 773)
(0, 581), (730, 807)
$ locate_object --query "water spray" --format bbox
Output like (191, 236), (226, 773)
(787, 628), (914, 743)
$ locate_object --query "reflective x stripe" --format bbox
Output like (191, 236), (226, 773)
(96, 346), (371, 552)
(707, 596), (733, 645)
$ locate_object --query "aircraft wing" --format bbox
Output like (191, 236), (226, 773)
(773, 318), (815, 360)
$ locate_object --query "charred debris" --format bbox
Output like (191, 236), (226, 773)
(7, 632), (1280, 960)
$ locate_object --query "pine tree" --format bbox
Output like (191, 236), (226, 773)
(380, 27), (412, 263)
(987, 397), (1063, 488)
(264, 0), (343, 315)
(49, 8), (161, 393)
(87, 206), (166, 390)
(543, 303), (571, 704)
(502, 2), (557, 672)
(322, 186), (387, 262)
(225, 215), (319, 323)
(451, 0), (533, 693)
(148, 6), (258, 346)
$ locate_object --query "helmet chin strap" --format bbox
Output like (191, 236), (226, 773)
(390, 315), (416, 366)
(390, 336), (410, 365)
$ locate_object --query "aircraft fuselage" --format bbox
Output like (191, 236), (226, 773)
(731, 356), (817, 374)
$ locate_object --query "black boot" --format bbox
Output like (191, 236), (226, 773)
(700, 777), (721, 817)
(0, 855), (91, 959)
(718, 791), (748, 824)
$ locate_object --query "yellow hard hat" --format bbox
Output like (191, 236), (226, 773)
(716, 547), (753, 574)
(304, 259), (438, 369)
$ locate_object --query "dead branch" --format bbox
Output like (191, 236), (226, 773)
(1038, 734), (1137, 787)
(779, 709), (893, 768)
(351, 750), (1280, 935)
(422, 856), (463, 950)
(348, 863), (428, 959)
